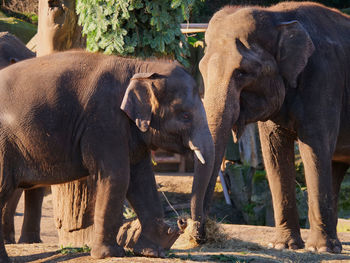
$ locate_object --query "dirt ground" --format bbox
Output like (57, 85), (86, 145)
(7, 174), (350, 262)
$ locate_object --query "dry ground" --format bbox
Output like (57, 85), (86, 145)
(7, 174), (350, 262)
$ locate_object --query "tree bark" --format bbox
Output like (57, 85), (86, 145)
(51, 178), (96, 246)
(34, 0), (91, 247)
(35, 0), (85, 56)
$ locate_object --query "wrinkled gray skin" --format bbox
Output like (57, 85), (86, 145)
(0, 32), (45, 245)
(0, 50), (214, 262)
(197, 2), (350, 253)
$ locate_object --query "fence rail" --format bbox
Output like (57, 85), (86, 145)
(180, 23), (208, 33)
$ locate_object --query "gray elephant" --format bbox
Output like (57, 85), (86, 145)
(0, 50), (214, 262)
(0, 31), (45, 245)
(0, 32), (34, 67)
(197, 2), (350, 253)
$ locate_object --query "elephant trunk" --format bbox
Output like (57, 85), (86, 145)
(186, 99), (215, 241)
(205, 87), (238, 214)
(191, 58), (241, 242)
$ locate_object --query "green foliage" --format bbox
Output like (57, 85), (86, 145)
(123, 204), (136, 219)
(166, 252), (178, 258)
(76, 0), (195, 66)
(58, 245), (91, 254)
(338, 176), (350, 218)
(0, 6), (37, 25)
(342, 7), (350, 15)
(23, 12), (38, 25)
(0, 16), (37, 43)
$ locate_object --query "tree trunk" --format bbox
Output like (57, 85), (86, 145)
(51, 178), (96, 246)
(35, 0), (85, 56)
(34, 0), (92, 247)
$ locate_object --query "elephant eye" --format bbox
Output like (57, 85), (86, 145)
(234, 68), (247, 79)
(180, 112), (191, 122)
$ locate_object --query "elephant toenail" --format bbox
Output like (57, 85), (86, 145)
(290, 244), (298, 250)
(274, 243), (286, 250)
(268, 243), (274, 248)
(333, 246), (342, 254)
(307, 246), (316, 252)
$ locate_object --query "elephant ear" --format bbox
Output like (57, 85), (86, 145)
(121, 73), (160, 132)
(277, 20), (315, 88)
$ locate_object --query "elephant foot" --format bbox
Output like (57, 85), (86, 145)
(3, 234), (15, 244)
(268, 230), (304, 250)
(133, 235), (165, 258)
(306, 231), (342, 253)
(117, 218), (184, 257)
(90, 243), (125, 259)
(0, 254), (10, 263)
(2, 227), (15, 244)
(148, 218), (183, 250)
(18, 233), (42, 244)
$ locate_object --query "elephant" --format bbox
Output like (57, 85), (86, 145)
(0, 31), (45, 245)
(196, 2), (350, 254)
(0, 32), (34, 68)
(0, 49), (214, 262)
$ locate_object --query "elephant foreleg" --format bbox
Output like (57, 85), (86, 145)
(18, 187), (45, 243)
(122, 155), (180, 257)
(258, 121), (303, 250)
(81, 130), (129, 259)
(298, 135), (341, 253)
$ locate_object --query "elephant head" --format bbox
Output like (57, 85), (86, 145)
(194, 6), (315, 241)
(0, 32), (35, 70)
(121, 65), (215, 225)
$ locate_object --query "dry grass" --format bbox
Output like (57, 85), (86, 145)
(174, 217), (228, 250)
(2, 0), (38, 14)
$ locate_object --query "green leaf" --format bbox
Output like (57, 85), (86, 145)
(171, 0), (182, 9)
(76, 0), (192, 66)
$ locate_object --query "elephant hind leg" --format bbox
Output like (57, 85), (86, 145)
(332, 161), (349, 250)
(2, 189), (22, 244)
(0, 166), (17, 262)
(18, 187), (45, 244)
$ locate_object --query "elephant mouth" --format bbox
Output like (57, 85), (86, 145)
(232, 117), (246, 143)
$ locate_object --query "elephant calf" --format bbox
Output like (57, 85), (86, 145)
(198, 2), (350, 254)
(0, 31), (46, 245)
(0, 50), (214, 262)
(0, 32), (34, 67)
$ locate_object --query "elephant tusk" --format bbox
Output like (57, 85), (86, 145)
(194, 149), (205, 164)
(188, 140), (206, 164)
